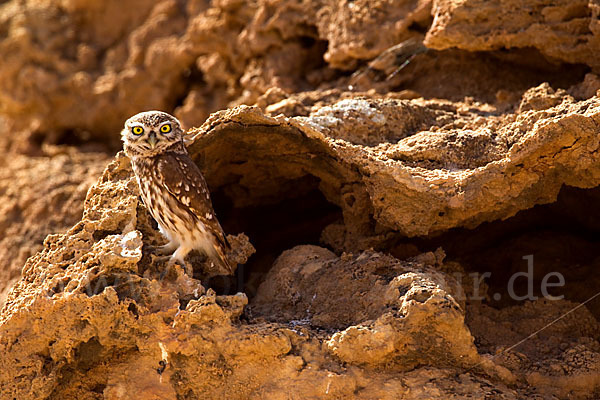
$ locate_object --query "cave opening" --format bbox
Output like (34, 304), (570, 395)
(202, 174), (343, 298)
(392, 185), (600, 318)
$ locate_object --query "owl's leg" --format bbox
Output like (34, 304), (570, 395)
(168, 245), (193, 276)
(157, 245), (193, 278)
(170, 245), (192, 265)
(154, 224), (179, 255)
(156, 241), (178, 255)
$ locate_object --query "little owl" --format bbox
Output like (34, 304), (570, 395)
(121, 110), (232, 274)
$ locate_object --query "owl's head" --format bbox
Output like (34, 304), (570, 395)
(121, 111), (184, 157)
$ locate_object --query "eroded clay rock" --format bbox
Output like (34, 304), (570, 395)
(0, 152), (256, 399)
(2, 96), (600, 397)
(519, 82), (571, 113)
(468, 299), (600, 399)
(0, 0), (431, 151)
(425, 0), (600, 70)
(1, 1), (600, 398)
(0, 150), (527, 400)
(0, 149), (109, 307)
(251, 245), (477, 370)
(186, 93), (600, 250)
(0, 0), (193, 151)
(315, 0), (432, 69)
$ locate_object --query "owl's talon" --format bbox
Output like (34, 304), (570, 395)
(166, 256), (193, 277)
(167, 256), (183, 266)
(158, 258), (185, 280)
(168, 257), (194, 276)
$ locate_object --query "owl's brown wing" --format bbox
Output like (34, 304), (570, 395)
(155, 152), (230, 252)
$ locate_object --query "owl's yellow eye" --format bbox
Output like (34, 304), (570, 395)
(160, 124), (172, 134)
(131, 126), (144, 135)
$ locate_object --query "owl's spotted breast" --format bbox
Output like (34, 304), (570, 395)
(134, 156), (199, 239)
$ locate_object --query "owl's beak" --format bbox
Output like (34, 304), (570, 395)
(147, 131), (158, 149)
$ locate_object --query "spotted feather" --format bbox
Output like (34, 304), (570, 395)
(156, 152), (231, 251)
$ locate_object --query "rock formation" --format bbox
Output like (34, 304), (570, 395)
(1, 0), (600, 398)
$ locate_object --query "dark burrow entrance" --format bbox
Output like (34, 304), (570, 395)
(204, 175), (343, 298)
(199, 166), (600, 321)
(392, 185), (600, 318)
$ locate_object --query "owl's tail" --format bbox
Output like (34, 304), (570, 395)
(208, 242), (234, 275)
